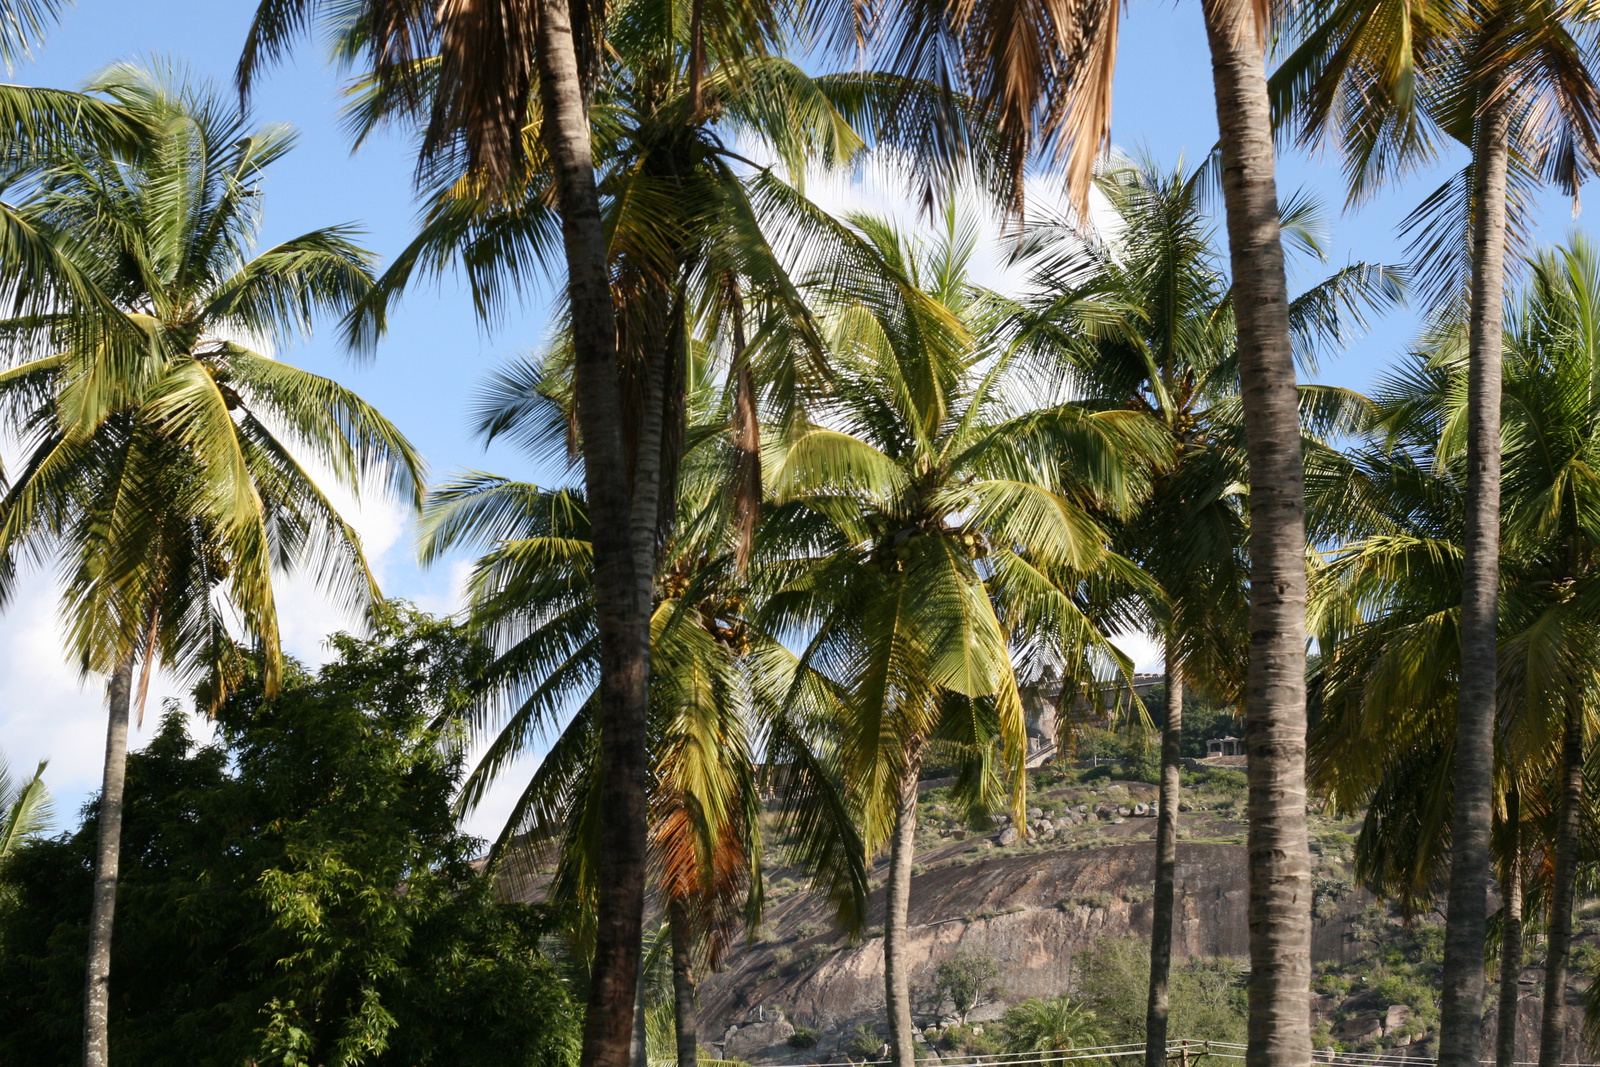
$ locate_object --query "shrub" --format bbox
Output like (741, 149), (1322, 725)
(787, 1027), (820, 1049)
(844, 1024), (884, 1059)
(939, 1025), (998, 1055)
(1119, 749), (1162, 784)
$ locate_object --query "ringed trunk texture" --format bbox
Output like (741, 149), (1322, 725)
(1538, 707), (1585, 1067)
(533, 5), (650, 1067)
(1439, 97), (1511, 1067)
(885, 740), (924, 1067)
(82, 655), (135, 1067)
(1145, 649), (1184, 1067)
(670, 898), (699, 1067)
(1198, 5), (1312, 1067)
(1495, 788), (1522, 1067)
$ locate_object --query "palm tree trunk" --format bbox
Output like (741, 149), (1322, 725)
(1496, 787), (1523, 1067)
(82, 654), (134, 1067)
(1198, 6), (1312, 1067)
(532, 4), (650, 1067)
(1145, 647), (1184, 1067)
(885, 738), (924, 1067)
(670, 898), (699, 1067)
(631, 965), (649, 1067)
(1439, 96), (1512, 1067)
(1538, 705), (1584, 1067)
(728, 280), (761, 575)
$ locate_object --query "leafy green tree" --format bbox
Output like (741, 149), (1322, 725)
(933, 951), (1002, 1025)
(761, 208), (1162, 1067)
(0, 65), (421, 1067)
(0, 606), (579, 1067)
(1075, 938), (1248, 1047)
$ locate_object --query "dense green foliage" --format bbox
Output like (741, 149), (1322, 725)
(1075, 939), (1248, 1045)
(0, 608), (578, 1067)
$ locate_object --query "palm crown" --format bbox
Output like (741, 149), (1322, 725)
(0, 63), (423, 700)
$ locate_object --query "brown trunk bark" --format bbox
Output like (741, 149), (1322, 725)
(670, 898), (699, 1067)
(1198, 6), (1312, 1067)
(1538, 707), (1584, 1067)
(1439, 96), (1511, 1067)
(82, 655), (134, 1067)
(533, 5), (650, 1067)
(884, 739), (924, 1067)
(1496, 787), (1522, 1067)
(631, 965), (648, 1067)
(728, 280), (761, 575)
(1145, 647), (1184, 1067)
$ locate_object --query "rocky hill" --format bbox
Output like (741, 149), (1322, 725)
(696, 764), (1596, 1066)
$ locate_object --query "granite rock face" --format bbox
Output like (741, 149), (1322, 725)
(698, 842), (1251, 1061)
(722, 1017), (797, 1061)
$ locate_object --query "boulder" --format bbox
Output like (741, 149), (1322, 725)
(997, 827), (1019, 846)
(724, 1019), (796, 1060)
(1118, 806), (1132, 817)
(1334, 1013), (1382, 1045)
(1027, 807), (1044, 820)
(1383, 1004), (1410, 1035)
(1133, 803), (1150, 816)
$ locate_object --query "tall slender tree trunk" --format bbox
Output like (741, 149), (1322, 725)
(1198, 6), (1312, 1067)
(1439, 96), (1511, 1067)
(1496, 787), (1523, 1067)
(631, 965), (649, 1067)
(532, 5), (650, 1067)
(82, 655), (134, 1067)
(885, 739), (924, 1067)
(1538, 705), (1584, 1067)
(1145, 646), (1184, 1067)
(728, 280), (761, 575)
(669, 899), (699, 1067)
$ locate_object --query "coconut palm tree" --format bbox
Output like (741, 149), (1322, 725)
(1309, 236), (1600, 1067)
(758, 208), (1162, 1067)
(847, 3), (1320, 1056)
(418, 343), (870, 1067)
(243, 0), (645, 1053)
(0, 65), (422, 1067)
(242, 6), (1011, 1058)
(1012, 155), (1402, 1067)
(241, 0), (1320, 1057)
(1274, 4), (1600, 1055)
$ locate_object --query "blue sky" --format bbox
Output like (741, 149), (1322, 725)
(0, 0), (1587, 833)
